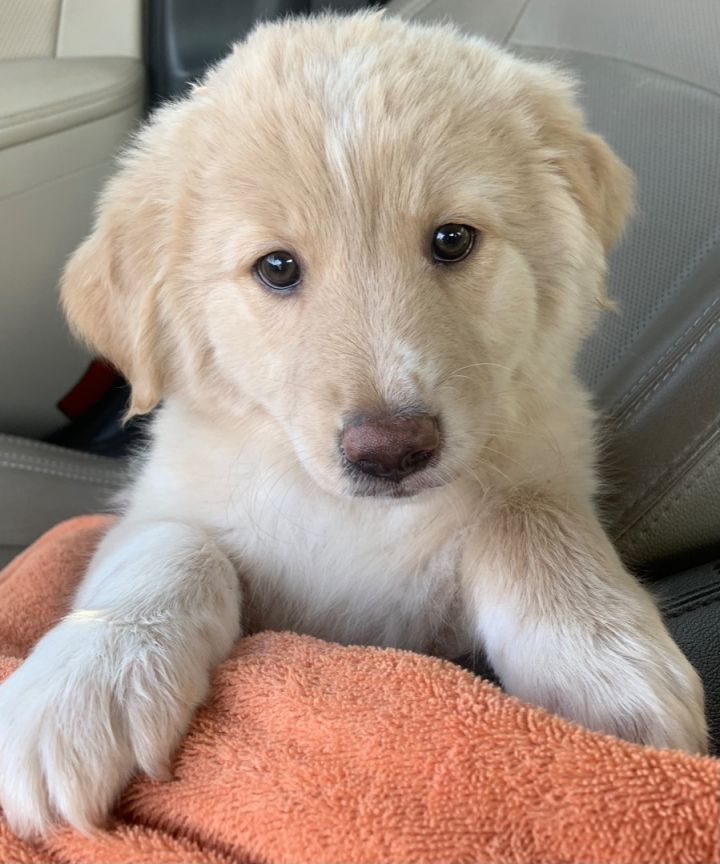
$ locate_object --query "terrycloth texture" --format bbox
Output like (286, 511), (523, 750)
(0, 517), (718, 864)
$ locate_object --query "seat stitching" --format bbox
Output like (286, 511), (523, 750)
(0, 434), (123, 465)
(614, 314), (719, 427)
(612, 409), (720, 526)
(661, 582), (720, 611)
(610, 296), (720, 419)
(0, 451), (124, 483)
(618, 447), (720, 552)
(665, 596), (720, 619)
(0, 458), (123, 486)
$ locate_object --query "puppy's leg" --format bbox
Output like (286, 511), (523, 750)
(0, 520), (241, 837)
(462, 491), (708, 753)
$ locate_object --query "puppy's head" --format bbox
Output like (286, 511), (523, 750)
(62, 13), (632, 499)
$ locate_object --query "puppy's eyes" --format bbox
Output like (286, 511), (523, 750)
(431, 224), (476, 263)
(254, 251), (301, 292)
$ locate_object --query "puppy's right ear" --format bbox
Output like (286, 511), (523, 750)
(61, 116), (179, 419)
(518, 63), (635, 257)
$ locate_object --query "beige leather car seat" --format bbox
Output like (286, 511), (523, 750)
(0, 0), (142, 563)
(0, 0), (144, 438)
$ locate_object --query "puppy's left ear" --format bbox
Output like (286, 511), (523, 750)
(555, 127), (635, 256)
(524, 66), (635, 255)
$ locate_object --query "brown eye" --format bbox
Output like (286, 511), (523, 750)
(431, 224), (476, 263)
(254, 250), (301, 292)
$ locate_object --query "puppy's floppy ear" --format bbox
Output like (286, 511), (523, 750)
(553, 127), (635, 256)
(523, 65), (635, 255)
(61, 111), (180, 419)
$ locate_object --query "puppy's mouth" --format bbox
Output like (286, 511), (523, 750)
(342, 455), (447, 499)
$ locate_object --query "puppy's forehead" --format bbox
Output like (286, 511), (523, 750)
(199, 21), (521, 230)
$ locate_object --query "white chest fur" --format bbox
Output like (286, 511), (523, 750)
(129, 406), (473, 656)
(219, 457), (471, 654)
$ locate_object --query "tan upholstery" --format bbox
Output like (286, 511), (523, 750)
(0, 0), (61, 59)
(0, 3), (144, 438)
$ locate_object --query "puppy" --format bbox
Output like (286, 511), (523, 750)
(0, 12), (707, 837)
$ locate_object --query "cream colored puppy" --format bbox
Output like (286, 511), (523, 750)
(0, 12), (707, 837)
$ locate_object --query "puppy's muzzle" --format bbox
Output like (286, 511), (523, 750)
(341, 411), (440, 483)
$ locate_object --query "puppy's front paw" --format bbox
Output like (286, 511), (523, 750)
(613, 641), (708, 755)
(0, 618), (207, 837)
(553, 631), (708, 754)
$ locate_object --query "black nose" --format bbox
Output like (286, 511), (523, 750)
(341, 412), (440, 482)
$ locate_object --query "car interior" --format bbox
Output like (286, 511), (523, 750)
(0, 0), (718, 754)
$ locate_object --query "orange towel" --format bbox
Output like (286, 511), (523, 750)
(0, 516), (718, 864)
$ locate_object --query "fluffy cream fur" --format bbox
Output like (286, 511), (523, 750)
(0, 12), (707, 837)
